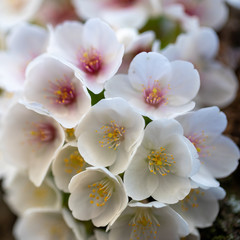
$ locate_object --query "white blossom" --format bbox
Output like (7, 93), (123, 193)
(68, 167), (128, 227)
(162, 27), (238, 108)
(76, 98), (144, 174)
(105, 52), (200, 120)
(171, 186), (226, 230)
(124, 119), (200, 204)
(176, 107), (240, 179)
(14, 208), (87, 240)
(4, 171), (61, 216)
(52, 142), (90, 193)
(108, 201), (189, 240)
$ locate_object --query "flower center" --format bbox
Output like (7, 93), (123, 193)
(106, 0), (138, 8)
(88, 178), (114, 207)
(97, 120), (125, 150)
(115, 0), (137, 7)
(187, 131), (209, 157)
(175, 0), (200, 17)
(78, 48), (102, 74)
(47, 77), (77, 106)
(30, 123), (56, 143)
(49, 224), (66, 240)
(129, 209), (160, 240)
(34, 186), (48, 200)
(65, 128), (75, 140)
(180, 189), (205, 211)
(147, 147), (175, 176)
(64, 150), (86, 174)
(143, 80), (169, 107)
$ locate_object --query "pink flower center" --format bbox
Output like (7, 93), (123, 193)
(187, 131), (209, 158)
(78, 49), (102, 74)
(47, 77), (77, 106)
(30, 123), (56, 143)
(175, 0), (201, 17)
(114, 0), (138, 7)
(143, 81), (168, 107)
(105, 0), (138, 8)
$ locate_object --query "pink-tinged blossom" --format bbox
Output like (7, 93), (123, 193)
(71, 0), (161, 29)
(0, 0), (43, 30)
(176, 107), (240, 180)
(116, 28), (160, 74)
(0, 22), (49, 92)
(48, 19), (124, 94)
(0, 103), (65, 186)
(124, 119), (200, 204)
(24, 55), (91, 128)
(162, 27), (238, 108)
(105, 52), (200, 120)
(35, 0), (78, 26)
(108, 201), (189, 240)
(162, 0), (228, 31)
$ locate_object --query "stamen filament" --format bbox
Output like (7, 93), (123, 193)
(147, 147), (175, 176)
(129, 209), (160, 240)
(88, 178), (114, 207)
(96, 120), (125, 150)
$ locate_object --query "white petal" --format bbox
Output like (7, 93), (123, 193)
(7, 22), (48, 56)
(52, 143), (89, 193)
(198, 61), (238, 108)
(176, 106), (227, 136)
(152, 174), (191, 204)
(5, 173), (61, 216)
(68, 171), (106, 220)
(199, 0), (228, 30)
(144, 119), (184, 147)
(128, 52), (171, 90)
(0, 103), (65, 187)
(203, 135), (240, 178)
(48, 21), (84, 63)
(191, 164), (219, 188)
(168, 60), (200, 105)
(124, 152), (158, 200)
(14, 209), (78, 240)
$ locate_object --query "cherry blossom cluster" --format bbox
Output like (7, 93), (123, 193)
(0, 1), (239, 240)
